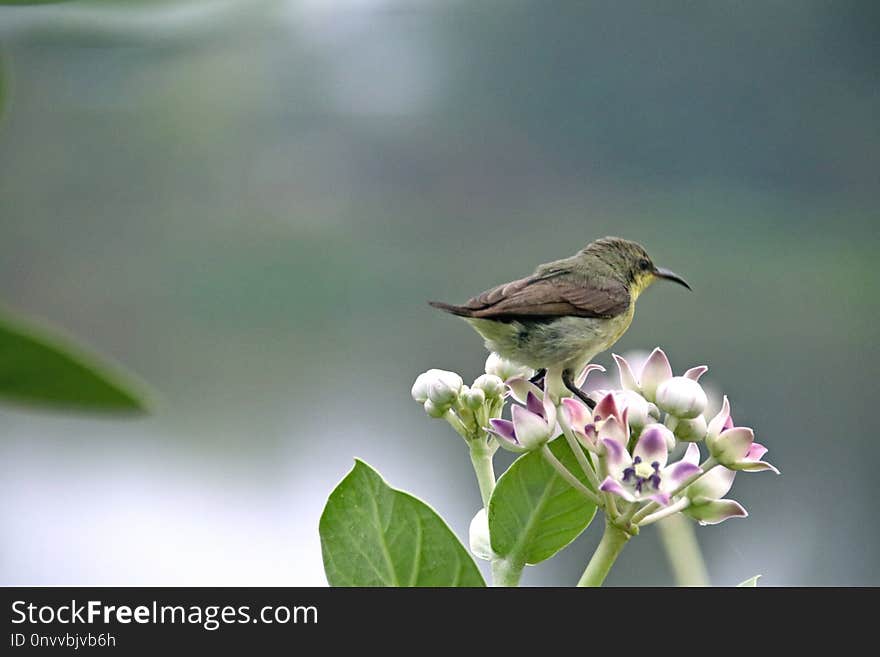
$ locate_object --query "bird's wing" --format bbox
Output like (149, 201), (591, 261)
(462, 273), (630, 320)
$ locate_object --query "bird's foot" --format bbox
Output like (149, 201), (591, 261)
(562, 369), (596, 409)
(529, 368), (547, 386)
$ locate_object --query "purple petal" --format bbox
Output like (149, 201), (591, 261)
(634, 424), (671, 467)
(647, 492), (671, 506)
(489, 418), (517, 442)
(511, 405), (552, 449)
(600, 438), (630, 469)
(593, 392), (621, 423)
(575, 363), (606, 388)
(662, 461), (702, 490)
(684, 499), (748, 525)
(599, 477), (637, 503)
(639, 348), (673, 401)
(746, 442), (769, 461)
(683, 365), (708, 381)
(561, 397), (591, 430)
(525, 391), (544, 418)
(612, 353), (639, 392)
(505, 377), (543, 405)
(598, 415), (629, 449)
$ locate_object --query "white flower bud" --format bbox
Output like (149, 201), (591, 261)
(655, 376), (708, 419)
(472, 373), (505, 399)
(672, 415), (708, 442)
(468, 509), (496, 561)
(461, 386), (486, 411)
(423, 399), (447, 418)
(484, 353), (533, 381)
(619, 390), (651, 431)
(425, 369), (463, 406)
(411, 371), (432, 403)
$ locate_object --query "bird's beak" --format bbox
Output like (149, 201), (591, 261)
(653, 266), (691, 290)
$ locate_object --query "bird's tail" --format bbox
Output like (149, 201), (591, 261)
(428, 301), (475, 318)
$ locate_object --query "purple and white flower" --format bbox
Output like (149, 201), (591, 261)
(705, 397), (779, 473)
(678, 445), (749, 525)
(598, 424), (701, 506)
(614, 348), (708, 408)
(489, 390), (556, 453)
(560, 391), (630, 451)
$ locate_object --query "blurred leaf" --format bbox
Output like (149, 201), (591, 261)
(0, 1), (77, 4)
(0, 310), (149, 412)
(320, 460), (485, 587)
(737, 574), (762, 587)
(489, 436), (597, 566)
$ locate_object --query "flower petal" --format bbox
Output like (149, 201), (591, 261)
(575, 363), (606, 388)
(687, 465), (736, 500)
(511, 405), (552, 450)
(561, 397), (591, 430)
(505, 377), (543, 405)
(707, 395), (731, 440)
(661, 460), (702, 491)
(731, 459), (780, 474)
(525, 391), (544, 418)
(634, 424), (671, 468)
(684, 499), (748, 525)
(639, 347), (673, 401)
(599, 476), (637, 503)
(683, 442), (701, 465)
(683, 365), (708, 381)
(598, 415), (629, 449)
(612, 353), (639, 392)
(593, 392), (622, 423)
(647, 492), (671, 506)
(489, 418), (517, 442)
(746, 442), (769, 461)
(601, 437), (632, 474)
(711, 426), (755, 464)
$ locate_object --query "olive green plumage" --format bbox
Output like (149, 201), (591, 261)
(430, 237), (689, 381)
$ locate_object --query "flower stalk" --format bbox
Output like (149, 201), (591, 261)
(469, 440), (497, 509)
(577, 520), (630, 587)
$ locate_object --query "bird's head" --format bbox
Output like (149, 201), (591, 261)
(580, 236), (691, 299)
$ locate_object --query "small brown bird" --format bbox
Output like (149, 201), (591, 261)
(430, 236), (690, 403)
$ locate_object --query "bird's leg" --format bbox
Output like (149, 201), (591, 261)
(529, 368), (547, 385)
(562, 369), (596, 409)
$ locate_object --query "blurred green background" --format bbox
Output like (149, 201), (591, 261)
(0, 0), (877, 585)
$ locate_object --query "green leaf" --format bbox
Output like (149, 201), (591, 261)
(737, 574), (762, 587)
(489, 436), (597, 566)
(320, 460), (485, 587)
(0, 310), (149, 412)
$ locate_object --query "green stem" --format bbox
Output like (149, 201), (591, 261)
(556, 406), (601, 490)
(491, 557), (525, 587)
(656, 513), (710, 586)
(468, 441), (496, 509)
(541, 444), (601, 505)
(577, 519), (630, 587)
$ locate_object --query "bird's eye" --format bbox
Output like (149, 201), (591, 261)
(638, 258), (651, 271)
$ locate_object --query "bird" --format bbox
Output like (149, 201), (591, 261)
(429, 236), (690, 405)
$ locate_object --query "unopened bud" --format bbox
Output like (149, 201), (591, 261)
(655, 377), (708, 419)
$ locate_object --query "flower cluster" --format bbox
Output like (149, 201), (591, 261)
(412, 347), (778, 527)
(411, 354), (526, 441)
(560, 348), (779, 525)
